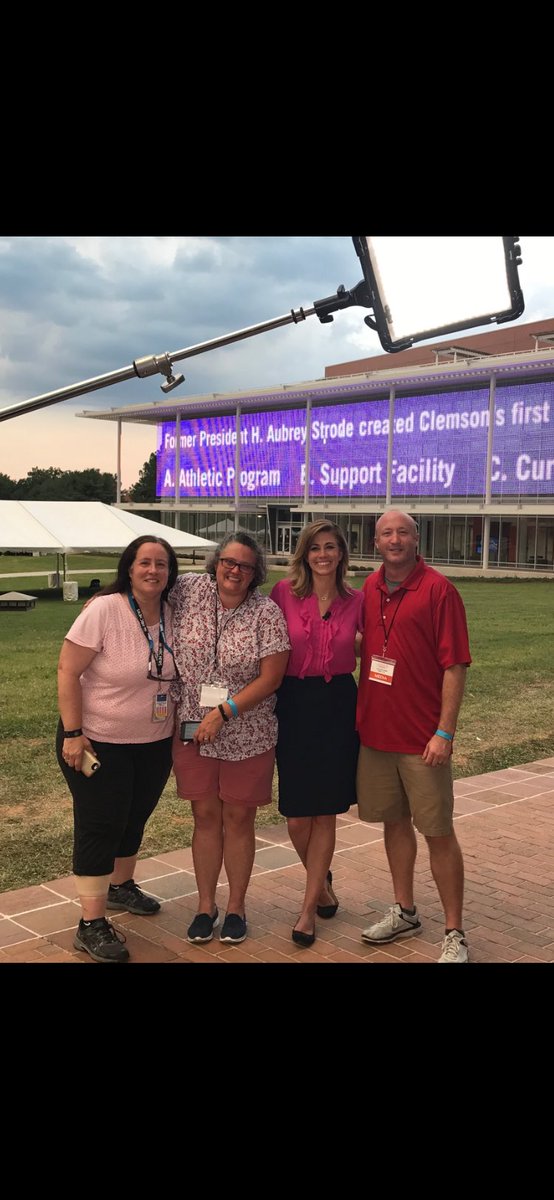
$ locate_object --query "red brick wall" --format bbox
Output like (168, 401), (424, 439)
(324, 317), (554, 378)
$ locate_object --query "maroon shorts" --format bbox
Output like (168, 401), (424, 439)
(172, 732), (275, 808)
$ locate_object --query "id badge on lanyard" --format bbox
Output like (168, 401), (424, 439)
(152, 692), (169, 720)
(200, 682), (229, 707)
(372, 587), (405, 685)
(369, 655), (396, 686)
(202, 593), (233, 707)
(128, 592), (174, 720)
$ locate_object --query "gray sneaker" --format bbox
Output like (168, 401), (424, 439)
(361, 902), (422, 944)
(438, 930), (469, 963)
(73, 917), (129, 963)
(107, 879), (161, 916)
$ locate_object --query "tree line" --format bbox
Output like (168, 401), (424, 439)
(0, 454), (158, 503)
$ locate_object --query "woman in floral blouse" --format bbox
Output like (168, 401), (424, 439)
(170, 533), (290, 946)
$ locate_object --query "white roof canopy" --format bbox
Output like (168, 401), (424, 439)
(0, 501), (217, 553)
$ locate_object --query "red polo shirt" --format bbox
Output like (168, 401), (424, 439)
(356, 556), (471, 754)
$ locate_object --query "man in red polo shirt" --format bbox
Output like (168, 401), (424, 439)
(356, 509), (472, 963)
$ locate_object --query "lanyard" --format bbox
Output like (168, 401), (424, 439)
(379, 588), (407, 655)
(213, 587), (245, 673)
(128, 593), (176, 679)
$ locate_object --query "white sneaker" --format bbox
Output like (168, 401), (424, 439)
(361, 902), (422, 944)
(438, 930), (469, 963)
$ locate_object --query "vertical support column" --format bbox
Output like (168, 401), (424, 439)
(386, 387), (395, 506)
(234, 406), (241, 531)
(532, 516), (539, 567)
(116, 420), (122, 503)
(482, 516), (491, 570)
(304, 396), (312, 524)
(265, 503), (273, 553)
(485, 376), (495, 507)
(174, 413), (181, 513)
(482, 375), (496, 571)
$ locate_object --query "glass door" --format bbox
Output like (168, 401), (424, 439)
(277, 524), (291, 554)
(277, 523), (304, 554)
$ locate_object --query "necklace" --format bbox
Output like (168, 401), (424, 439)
(316, 589), (336, 603)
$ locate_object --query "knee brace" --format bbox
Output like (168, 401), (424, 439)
(74, 873), (112, 899)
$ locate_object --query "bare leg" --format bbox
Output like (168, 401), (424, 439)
(425, 832), (464, 930)
(287, 815), (311, 865)
(111, 854), (138, 886)
(288, 814), (336, 934)
(287, 816), (336, 909)
(222, 803), (257, 916)
(190, 794), (224, 914)
(383, 817), (418, 909)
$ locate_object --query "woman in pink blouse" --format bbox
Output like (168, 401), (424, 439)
(270, 521), (363, 948)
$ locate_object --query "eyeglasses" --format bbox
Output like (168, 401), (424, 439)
(147, 659), (179, 683)
(219, 557), (255, 575)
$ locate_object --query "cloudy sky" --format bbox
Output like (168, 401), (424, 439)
(1, 235), (554, 489)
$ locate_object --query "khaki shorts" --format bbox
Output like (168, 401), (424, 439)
(356, 745), (454, 837)
(173, 732), (275, 808)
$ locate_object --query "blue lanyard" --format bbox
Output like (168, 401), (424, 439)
(128, 592), (176, 678)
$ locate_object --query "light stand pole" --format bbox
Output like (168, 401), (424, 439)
(0, 281), (371, 424)
(0, 236), (524, 423)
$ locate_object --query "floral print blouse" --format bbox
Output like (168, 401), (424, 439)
(169, 573), (290, 760)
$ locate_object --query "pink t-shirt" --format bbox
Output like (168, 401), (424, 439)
(169, 573), (290, 760)
(65, 592), (177, 743)
(270, 579), (364, 681)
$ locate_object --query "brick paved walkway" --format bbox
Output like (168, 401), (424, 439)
(1, 758), (554, 965)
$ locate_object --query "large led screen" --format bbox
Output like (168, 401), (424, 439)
(157, 380), (554, 499)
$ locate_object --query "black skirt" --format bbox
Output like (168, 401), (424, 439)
(275, 674), (360, 817)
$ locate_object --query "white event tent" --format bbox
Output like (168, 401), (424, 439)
(0, 501), (217, 579)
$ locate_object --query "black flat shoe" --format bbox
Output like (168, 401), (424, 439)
(317, 870), (339, 920)
(292, 926), (316, 947)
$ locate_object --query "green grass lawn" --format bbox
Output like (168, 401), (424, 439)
(0, 551), (121, 573)
(1, 567), (553, 892)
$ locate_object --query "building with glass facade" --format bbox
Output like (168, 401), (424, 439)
(80, 316), (554, 573)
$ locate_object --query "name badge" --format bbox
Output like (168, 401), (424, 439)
(200, 683), (228, 706)
(152, 693), (169, 721)
(369, 655), (396, 686)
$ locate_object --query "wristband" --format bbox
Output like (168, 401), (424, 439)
(227, 696), (239, 718)
(63, 728), (83, 738)
(218, 703), (229, 722)
(435, 728), (453, 742)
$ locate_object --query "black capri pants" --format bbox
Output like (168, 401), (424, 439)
(56, 720), (173, 876)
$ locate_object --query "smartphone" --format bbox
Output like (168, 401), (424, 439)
(82, 749), (101, 777)
(180, 721), (201, 742)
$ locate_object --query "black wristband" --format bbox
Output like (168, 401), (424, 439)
(63, 728), (83, 738)
(217, 704), (229, 722)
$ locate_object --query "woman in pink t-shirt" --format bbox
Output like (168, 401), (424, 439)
(56, 536), (179, 964)
(270, 521), (363, 948)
